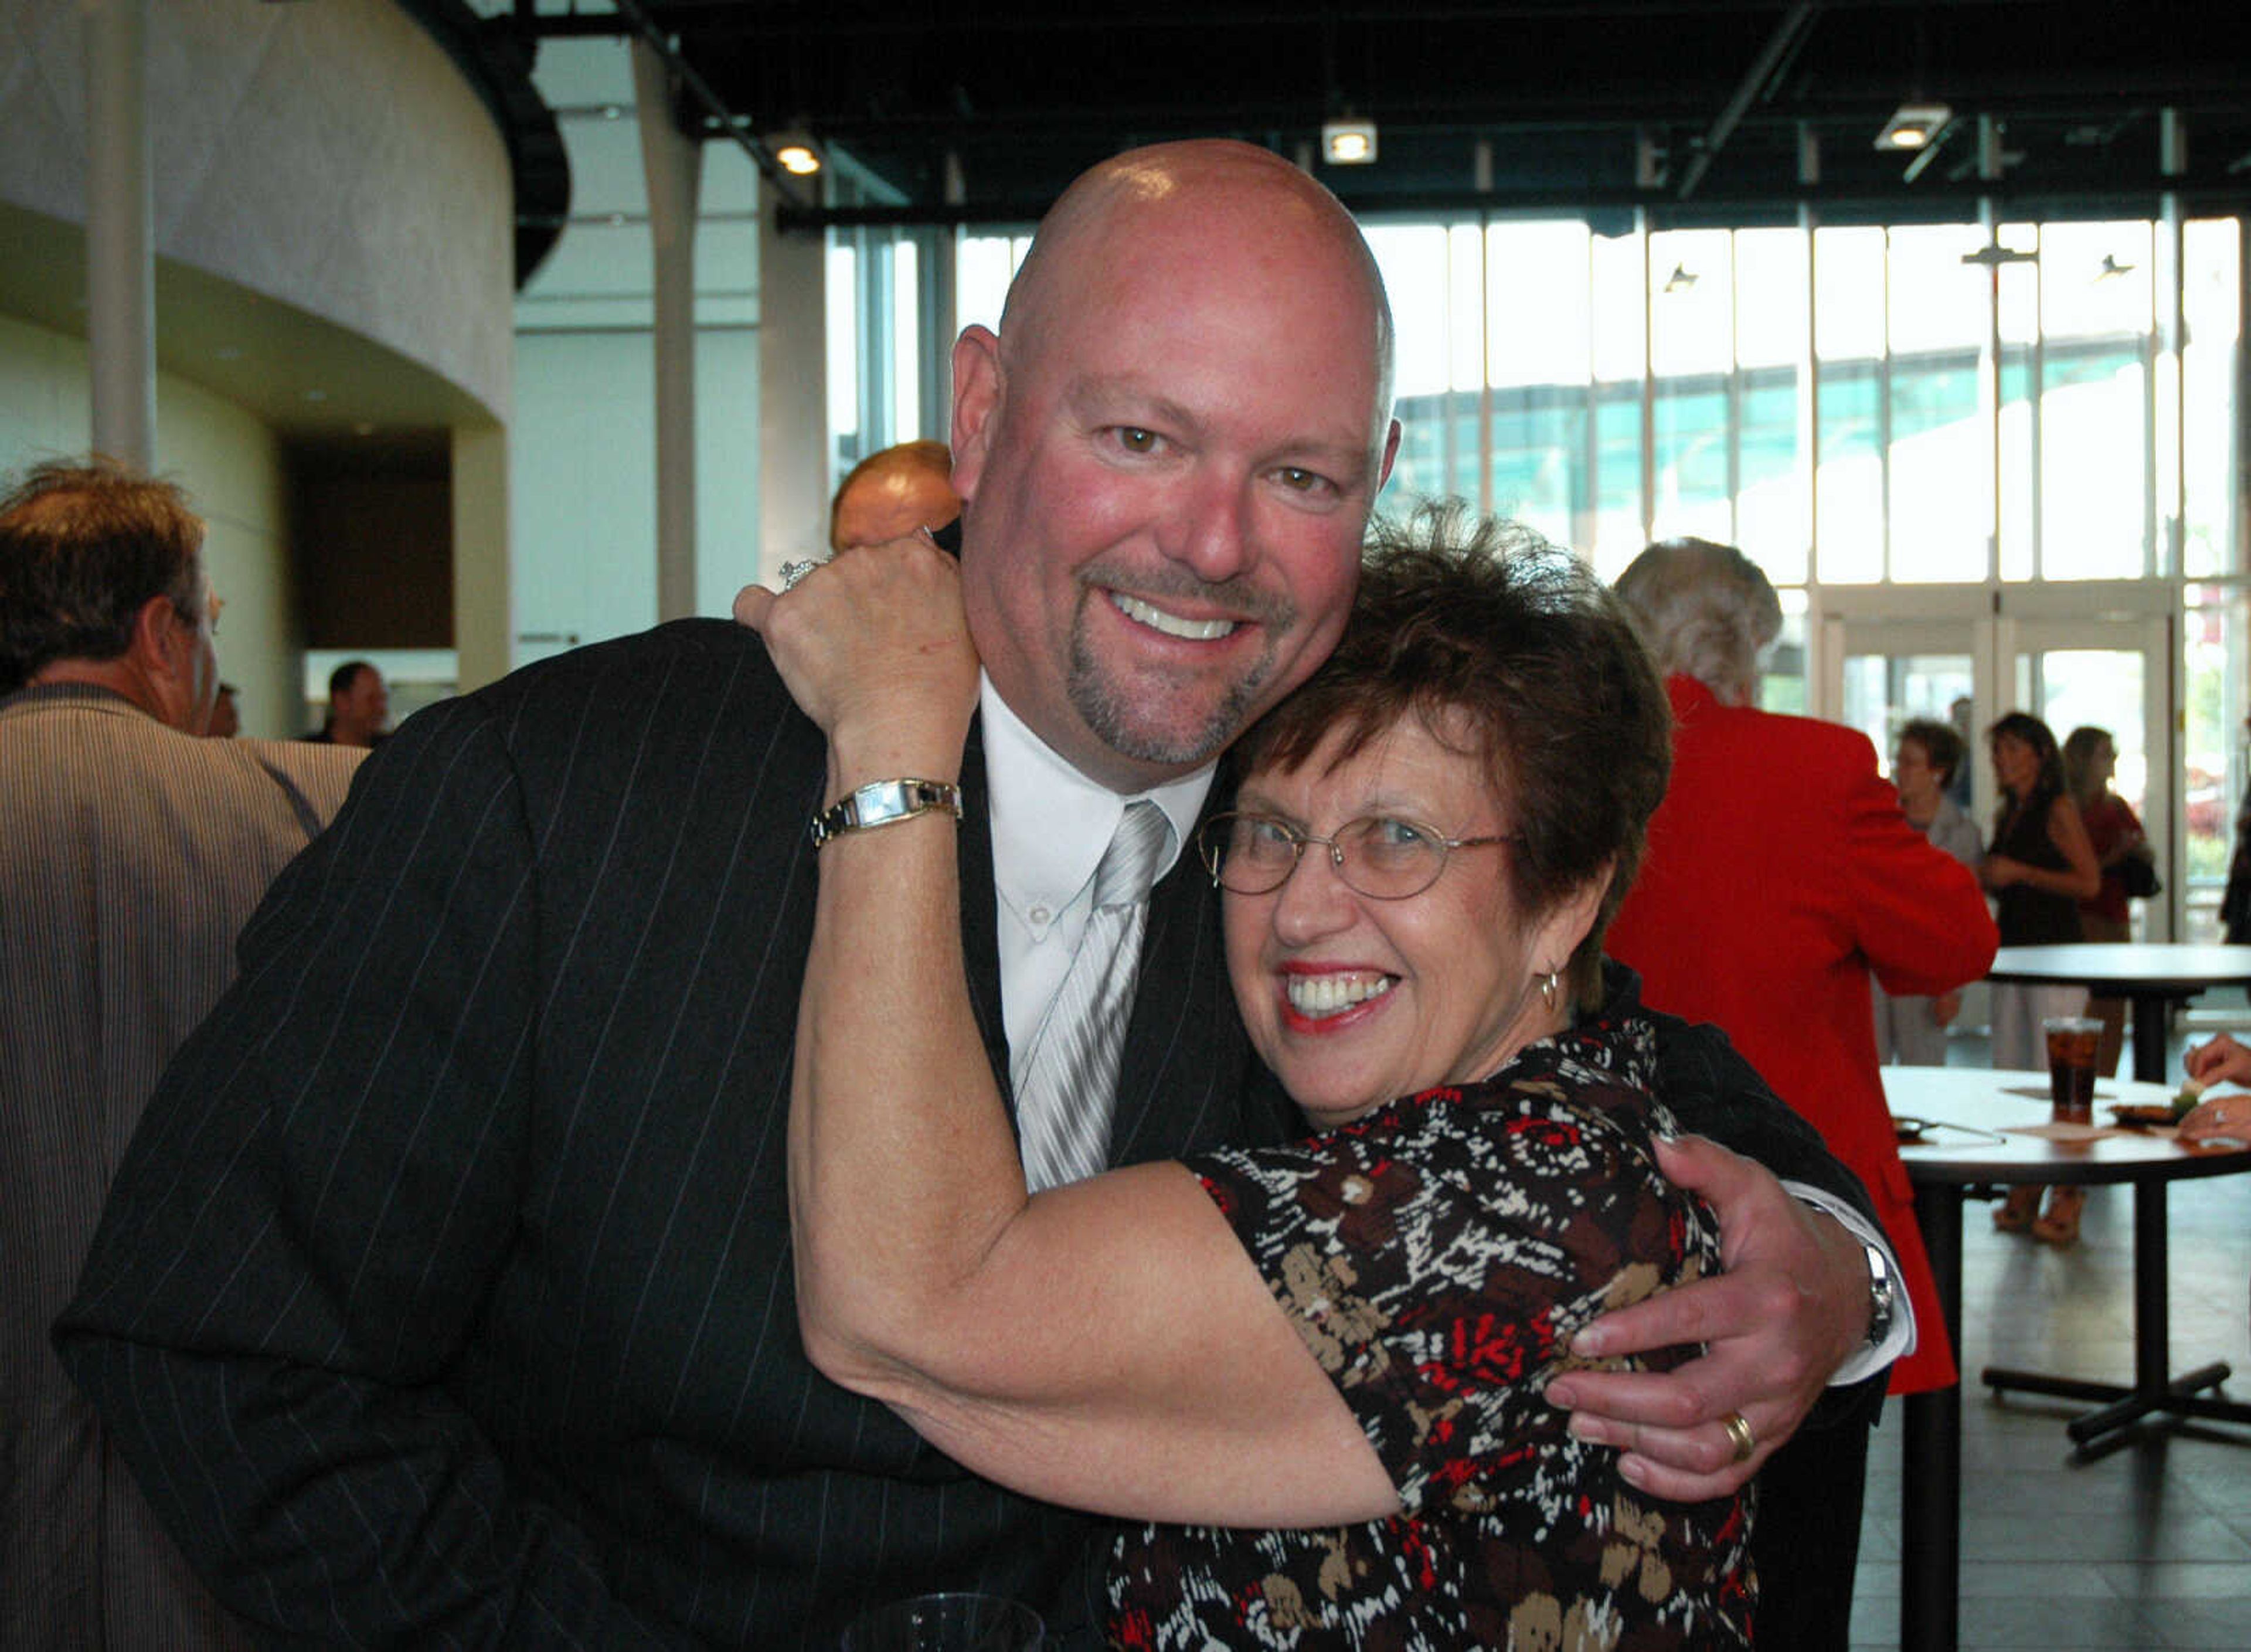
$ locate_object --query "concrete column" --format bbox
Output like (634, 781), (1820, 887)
(759, 179), (828, 580)
(634, 41), (702, 621)
(81, 0), (154, 471)
(920, 226), (958, 440)
(452, 423), (511, 692)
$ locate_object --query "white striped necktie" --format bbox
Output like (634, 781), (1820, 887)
(1014, 800), (1171, 1193)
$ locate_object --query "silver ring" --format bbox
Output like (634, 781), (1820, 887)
(779, 558), (826, 592)
(1722, 1410), (1756, 1464)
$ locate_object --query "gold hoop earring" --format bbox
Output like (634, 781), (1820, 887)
(1540, 970), (1561, 1009)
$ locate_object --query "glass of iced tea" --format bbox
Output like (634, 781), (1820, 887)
(2042, 1015), (2102, 1123)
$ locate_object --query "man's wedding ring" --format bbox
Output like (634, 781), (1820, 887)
(780, 558), (825, 592)
(1722, 1410), (1757, 1464)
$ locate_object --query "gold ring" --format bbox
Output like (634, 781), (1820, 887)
(1722, 1410), (1756, 1464)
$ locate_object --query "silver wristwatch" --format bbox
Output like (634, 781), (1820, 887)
(1861, 1240), (1898, 1349)
(808, 778), (964, 848)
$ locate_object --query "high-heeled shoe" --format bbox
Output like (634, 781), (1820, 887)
(2034, 1186), (2086, 1245)
(1992, 1186), (2039, 1233)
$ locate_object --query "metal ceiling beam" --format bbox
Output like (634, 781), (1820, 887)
(1677, 3), (1822, 201)
(511, 0), (814, 209)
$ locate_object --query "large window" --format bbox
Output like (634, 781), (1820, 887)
(931, 210), (2245, 933)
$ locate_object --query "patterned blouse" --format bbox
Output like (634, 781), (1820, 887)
(1106, 1015), (1754, 1650)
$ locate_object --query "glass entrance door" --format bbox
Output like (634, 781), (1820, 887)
(2005, 597), (2172, 940)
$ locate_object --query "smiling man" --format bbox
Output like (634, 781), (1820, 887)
(62, 141), (1893, 1650)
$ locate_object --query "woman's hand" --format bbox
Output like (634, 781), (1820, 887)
(2178, 1092), (2251, 1144)
(1982, 854), (2026, 889)
(2184, 1033), (2251, 1091)
(735, 533), (981, 784)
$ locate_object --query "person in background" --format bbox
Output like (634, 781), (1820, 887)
(1604, 536), (1997, 1652)
(1986, 711), (2102, 1242)
(829, 437), (962, 553)
(303, 658), (387, 747)
(206, 679), (240, 737)
(2063, 725), (2148, 1077)
(2221, 718), (2251, 944)
(1944, 694), (1977, 810)
(0, 458), (363, 1650)
(1875, 717), (1987, 1066)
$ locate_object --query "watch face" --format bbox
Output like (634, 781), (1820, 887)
(1864, 1243), (1896, 1346)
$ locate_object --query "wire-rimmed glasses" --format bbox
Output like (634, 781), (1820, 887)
(1195, 810), (1515, 900)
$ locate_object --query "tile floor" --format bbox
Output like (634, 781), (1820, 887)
(1844, 1021), (2251, 1650)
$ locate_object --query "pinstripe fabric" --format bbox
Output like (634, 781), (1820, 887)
(2, 684), (362, 1652)
(56, 621), (1275, 1651)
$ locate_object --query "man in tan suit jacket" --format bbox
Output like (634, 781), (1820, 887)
(0, 458), (362, 1651)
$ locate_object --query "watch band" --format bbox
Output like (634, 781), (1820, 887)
(808, 777), (963, 848)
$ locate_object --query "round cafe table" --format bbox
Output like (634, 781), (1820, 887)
(1987, 942), (2251, 1083)
(1881, 1065), (2251, 1652)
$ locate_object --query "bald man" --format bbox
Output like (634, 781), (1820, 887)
(64, 141), (1890, 1649)
(829, 438), (961, 552)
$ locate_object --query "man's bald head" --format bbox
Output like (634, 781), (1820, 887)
(829, 439), (963, 552)
(944, 138), (1402, 793)
(995, 140), (1395, 431)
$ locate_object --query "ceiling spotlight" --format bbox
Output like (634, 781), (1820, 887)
(1876, 101), (1952, 152)
(1322, 117), (1378, 166)
(767, 130), (824, 176)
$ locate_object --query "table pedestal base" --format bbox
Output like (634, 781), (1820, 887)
(1983, 1359), (2251, 1447)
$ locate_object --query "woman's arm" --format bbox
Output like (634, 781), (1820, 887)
(2044, 793), (2104, 898)
(750, 543), (1393, 1527)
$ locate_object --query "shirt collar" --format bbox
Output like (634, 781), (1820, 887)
(979, 674), (1215, 929)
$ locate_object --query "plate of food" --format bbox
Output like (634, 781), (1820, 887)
(2108, 1103), (2179, 1127)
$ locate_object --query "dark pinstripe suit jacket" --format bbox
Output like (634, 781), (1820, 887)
(57, 621), (1871, 1649)
(4, 685), (362, 1652)
(57, 621), (1281, 1650)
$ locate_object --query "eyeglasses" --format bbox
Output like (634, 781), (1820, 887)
(1195, 810), (1515, 900)
(171, 590), (223, 638)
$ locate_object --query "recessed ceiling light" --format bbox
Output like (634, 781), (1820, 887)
(1322, 118), (1378, 166)
(767, 129), (824, 176)
(1876, 101), (1952, 152)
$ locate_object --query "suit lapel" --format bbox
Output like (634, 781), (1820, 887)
(954, 716), (1015, 1101)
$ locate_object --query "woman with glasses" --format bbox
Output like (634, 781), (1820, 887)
(757, 505), (1750, 1648)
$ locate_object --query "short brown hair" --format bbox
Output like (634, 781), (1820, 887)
(0, 457), (204, 695)
(1899, 717), (1966, 788)
(1232, 502), (1672, 1010)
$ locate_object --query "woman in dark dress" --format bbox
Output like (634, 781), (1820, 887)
(764, 508), (1753, 1648)
(1985, 711), (2101, 1240)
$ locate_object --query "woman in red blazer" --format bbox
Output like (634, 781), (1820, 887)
(1607, 539), (1997, 1396)
(1605, 540), (1999, 1648)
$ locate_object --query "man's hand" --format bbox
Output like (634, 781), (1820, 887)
(1932, 989), (1963, 1029)
(1543, 1134), (1873, 1501)
(2184, 1032), (2251, 1090)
